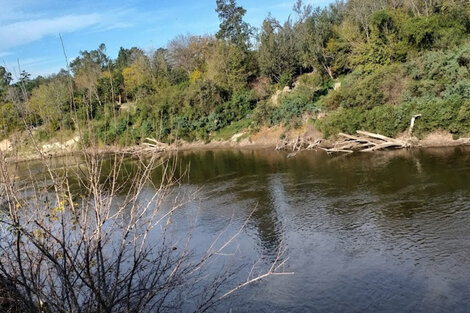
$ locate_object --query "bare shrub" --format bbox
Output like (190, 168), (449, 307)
(0, 149), (290, 313)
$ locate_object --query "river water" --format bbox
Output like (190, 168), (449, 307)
(14, 147), (470, 312)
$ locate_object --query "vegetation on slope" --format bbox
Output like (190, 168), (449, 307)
(1, 0), (470, 148)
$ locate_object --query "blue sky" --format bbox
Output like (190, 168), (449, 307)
(0, 0), (334, 79)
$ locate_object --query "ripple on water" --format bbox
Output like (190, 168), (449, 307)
(15, 147), (470, 312)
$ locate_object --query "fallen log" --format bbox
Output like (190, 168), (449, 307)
(361, 142), (402, 152)
(325, 130), (408, 153)
(320, 147), (354, 154)
(144, 138), (169, 147)
(338, 133), (369, 142)
(278, 114), (421, 155)
(139, 138), (171, 152)
(355, 131), (402, 144)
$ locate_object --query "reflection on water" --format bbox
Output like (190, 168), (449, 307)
(13, 147), (470, 312)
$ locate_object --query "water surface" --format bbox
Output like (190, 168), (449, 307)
(15, 147), (470, 312)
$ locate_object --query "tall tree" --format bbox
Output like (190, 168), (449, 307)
(213, 0), (257, 90)
(206, 40), (251, 91)
(215, 0), (252, 49)
(122, 55), (154, 99)
(29, 78), (69, 131)
(115, 47), (145, 70)
(19, 70), (31, 84)
(70, 44), (110, 106)
(297, 2), (346, 79)
(151, 48), (170, 86)
(167, 34), (212, 75)
(258, 16), (300, 83)
(0, 66), (12, 100)
(346, 0), (387, 39)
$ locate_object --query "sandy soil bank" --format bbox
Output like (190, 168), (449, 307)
(3, 127), (470, 164)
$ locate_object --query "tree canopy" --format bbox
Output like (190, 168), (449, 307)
(2, 0), (470, 143)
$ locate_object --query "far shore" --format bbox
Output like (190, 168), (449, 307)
(3, 128), (470, 164)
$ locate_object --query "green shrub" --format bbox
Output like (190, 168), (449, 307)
(0, 102), (20, 135)
(278, 72), (293, 88)
(298, 72), (324, 88)
(217, 89), (256, 126)
(317, 103), (415, 138)
(322, 64), (407, 109)
(140, 120), (154, 137)
(413, 96), (470, 136)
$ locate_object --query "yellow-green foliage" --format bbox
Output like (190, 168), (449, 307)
(3, 0), (470, 144)
(318, 42), (470, 138)
(0, 102), (19, 136)
(29, 79), (69, 131)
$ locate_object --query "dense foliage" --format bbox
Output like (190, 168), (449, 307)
(2, 0), (470, 144)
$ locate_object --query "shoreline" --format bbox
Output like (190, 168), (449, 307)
(2, 140), (278, 164)
(3, 131), (470, 164)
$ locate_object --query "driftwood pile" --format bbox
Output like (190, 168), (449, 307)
(321, 131), (409, 154)
(275, 115), (426, 156)
(276, 131), (412, 156)
(276, 136), (322, 152)
(122, 138), (170, 155)
(142, 138), (169, 151)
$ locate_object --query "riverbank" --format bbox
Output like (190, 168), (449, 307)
(7, 136), (470, 313)
(2, 125), (470, 164)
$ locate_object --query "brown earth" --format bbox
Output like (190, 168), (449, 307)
(418, 130), (470, 147)
(3, 127), (470, 164)
(0, 139), (11, 152)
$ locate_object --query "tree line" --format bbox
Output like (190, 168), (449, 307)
(1, 0), (470, 146)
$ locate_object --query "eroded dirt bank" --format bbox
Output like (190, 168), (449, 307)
(2, 125), (470, 163)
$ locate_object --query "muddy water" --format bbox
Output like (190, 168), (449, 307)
(14, 147), (470, 312)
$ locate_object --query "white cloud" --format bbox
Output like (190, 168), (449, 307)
(0, 14), (102, 51)
(0, 3), (170, 51)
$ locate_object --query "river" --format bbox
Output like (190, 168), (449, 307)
(13, 147), (470, 312)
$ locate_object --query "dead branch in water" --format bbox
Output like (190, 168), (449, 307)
(276, 136), (322, 153)
(276, 114), (423, 156)
(321, 131), (409, 154)
(141, 138), (170, 151)
(118, 138), (173, 156)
